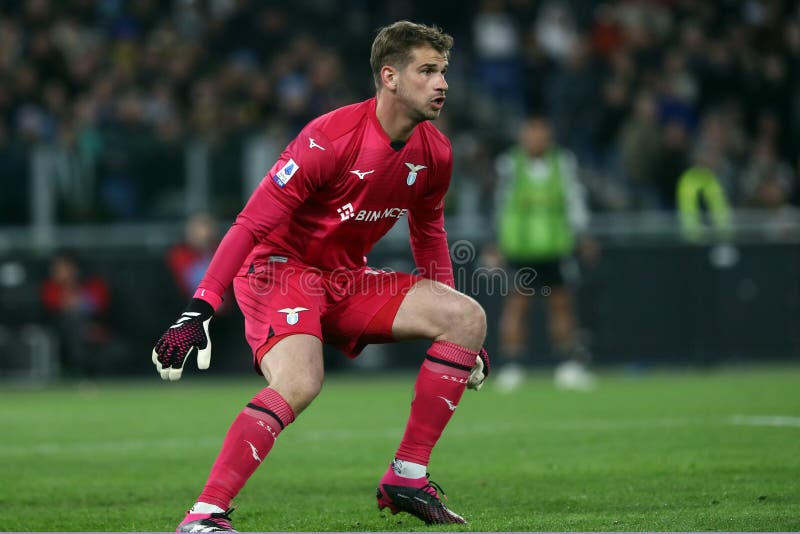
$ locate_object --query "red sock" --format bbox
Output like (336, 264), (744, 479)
(197, 387), (295, 509)
(395, 341), (477, 466)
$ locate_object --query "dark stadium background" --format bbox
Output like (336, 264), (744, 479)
(1, 0), (799, 383)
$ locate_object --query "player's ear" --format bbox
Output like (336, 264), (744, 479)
(381, 66), (398, 91)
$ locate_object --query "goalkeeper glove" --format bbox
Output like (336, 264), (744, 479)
(467, 347), (491, 390)
(151, 298), (214, 381)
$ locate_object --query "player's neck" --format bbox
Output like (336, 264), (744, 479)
(375, 94), (418, 143)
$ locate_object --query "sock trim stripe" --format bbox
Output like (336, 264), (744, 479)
(253, 387), (296, 425)
(245, 403), (285, 429)
(425, 355), (472, 372)
(427, 340), (479, 367)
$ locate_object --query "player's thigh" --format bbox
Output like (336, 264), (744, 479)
(391, 279), (486, 346)
(320, 269), (420, 357)
(233, 260), (324, 370)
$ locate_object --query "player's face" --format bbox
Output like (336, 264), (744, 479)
(395, 45), (449, 122)
(521, 119), (551, 156)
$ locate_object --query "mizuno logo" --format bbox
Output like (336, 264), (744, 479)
(350, 169), (374, 180)
(244, 440), (262, 463)
(437, 395), (457, 411)
(308, 138), (326, 150)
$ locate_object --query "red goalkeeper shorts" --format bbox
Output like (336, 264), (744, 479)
(232, 256), (421, 371)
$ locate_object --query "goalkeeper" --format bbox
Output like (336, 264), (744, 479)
(152, 20), (489, 532)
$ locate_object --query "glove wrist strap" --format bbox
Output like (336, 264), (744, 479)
(186, 297), (215, 318)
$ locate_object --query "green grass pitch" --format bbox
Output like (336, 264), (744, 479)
(2, 365), (799, 531)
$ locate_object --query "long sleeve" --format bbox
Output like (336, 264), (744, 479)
(407, 152), (455, 288)
(408, 206), (455, 288)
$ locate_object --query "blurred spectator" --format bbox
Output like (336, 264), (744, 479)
(472, 0), (522, 107)
(676, 166), (732, 243)
(519, 28), (555, 115)
(590, 76), (629, 195)
(40, 252), (112, 377)
(739, 138), (796, 209)
(695, 110), (744, 198)
(698, 38), (739, 112)
(535, 1), (579, 64)
(486, 116), (595, 392)
(591, 3), (625, 58)
(661, 49), (698, 113)
(167, 212), (219, 299)
(0, 121), (30, 224)
(544, 35), (601, 167)
(166, 211), (237, 317)
(653, 120), (690, 210)
(620, 90), (661, 209)
(0, 0), (798, 226)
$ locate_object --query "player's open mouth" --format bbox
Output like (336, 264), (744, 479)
(431, 96), (446, 109)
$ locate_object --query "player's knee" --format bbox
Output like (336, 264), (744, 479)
(469, 299), (488, 340)
(269, 371), (323, 413)
(293, 374), (324, 404)
(449, 296), (487, 346)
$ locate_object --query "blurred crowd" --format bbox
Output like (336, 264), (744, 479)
(1, 0), (799, 224)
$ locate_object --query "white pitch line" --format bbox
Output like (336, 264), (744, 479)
(0, 417), (714, 457)
(2, 416), (795, 458)
(729, 415), (800, 428)
(0, 436), (223, 456)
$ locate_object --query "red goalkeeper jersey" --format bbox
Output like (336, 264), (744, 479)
(195, 97), (455, 309)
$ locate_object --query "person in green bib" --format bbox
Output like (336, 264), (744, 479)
(486, 116), (594, 391)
